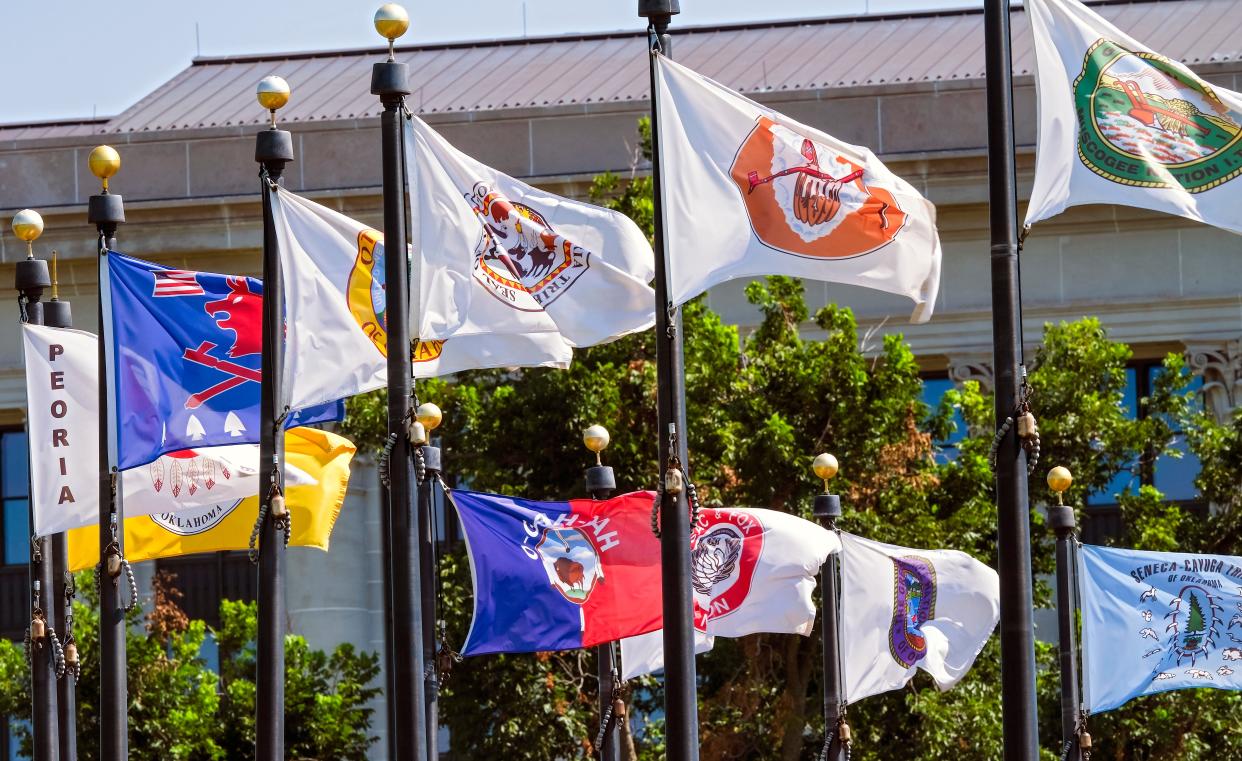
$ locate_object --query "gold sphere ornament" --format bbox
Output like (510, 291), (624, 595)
(583, 424), (610, 464)
(374, 3), (410, 57)
(11, 209), (44, 255)
(88, 145), (121, 191)
(812, 452), (839, 482)
(1047, 466), (1073, 494)
(256, 75), (291, 127)
(415, 402), (442, 432)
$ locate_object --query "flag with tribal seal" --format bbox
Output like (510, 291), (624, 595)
(1026, 0), (1242, 234)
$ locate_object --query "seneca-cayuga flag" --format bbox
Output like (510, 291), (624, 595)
(22, 323), (311, 536)
(270, 187), (573, 397)
(1078, 544), (1242, 713)
(840, 533), (1000, 702)
(451, 489), (662, 655)
(67, 426), (353, 570)
(654, 55), (942, 323)
(106, 252), (339, 469)
(620, 507), (838, 679)
(406, 115), (657, 351)
(1025, 0), (1242, 234)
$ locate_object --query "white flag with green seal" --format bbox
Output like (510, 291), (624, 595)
(1026, 0), (1242, 234)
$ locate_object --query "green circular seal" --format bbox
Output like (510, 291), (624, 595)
(1074, 39), (1242, 193)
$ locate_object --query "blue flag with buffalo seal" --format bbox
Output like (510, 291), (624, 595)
(107, 252), (340, 469)
(1080, 544), (1242, 712)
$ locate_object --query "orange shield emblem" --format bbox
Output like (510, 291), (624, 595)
(730, 116), (906, 259)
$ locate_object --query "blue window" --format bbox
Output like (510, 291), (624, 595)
(921, 375), (965, 462)
(1150, 366), (1203, 502)
(1088, 367), (1140, 506)
(0, 431), (30, 566)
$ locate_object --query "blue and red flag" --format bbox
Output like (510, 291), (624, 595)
(451, 489), (663, 655)
(107, 252), (340, 469)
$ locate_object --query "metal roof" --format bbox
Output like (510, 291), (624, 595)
(5, 0), (1242, 137)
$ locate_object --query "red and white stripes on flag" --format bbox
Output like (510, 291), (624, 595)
(152, 270), (204, 297)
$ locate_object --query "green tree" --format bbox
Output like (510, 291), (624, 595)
(0, 571), (380, 760)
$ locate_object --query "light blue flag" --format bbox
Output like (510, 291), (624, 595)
(1080, 544), (1242, 712)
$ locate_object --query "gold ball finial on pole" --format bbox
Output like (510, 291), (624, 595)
(583, 424), (610, 465)
(1047, 466), (1072, 505)
(415, 402), (442, 432)
(374, 3), (410, 59)
(256, 76), (291, 129)
(11, 209), (44, 259)
(88, 145), (121, 192)
(812, 452), (839, 493)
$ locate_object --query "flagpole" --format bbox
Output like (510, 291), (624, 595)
(1047, 467), (1084, 761)
(413, 402), (442, 761)
(43, 263), (78, 761)
(638, 2), (700, 758)
(86, 144), (127, 761)
(983, 0), (1040, 757)
(583, 425), (620, 761)
(254, 75), (293, 761)
(371, 6), (429, 761)
(12, 210), (60, 761)
(811, 454), (847, 761)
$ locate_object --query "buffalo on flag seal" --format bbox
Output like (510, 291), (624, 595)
(449, 490), (663, 655)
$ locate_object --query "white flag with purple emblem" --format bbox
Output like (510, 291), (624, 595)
(620, 507), (838, 680)
(839, 532), (1000, 702)
(405, 115), (656, 351)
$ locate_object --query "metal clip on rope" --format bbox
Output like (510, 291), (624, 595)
(650, 426), (701, 538)
(988, 366), (1041, 476)
(593, 668), (625, 759)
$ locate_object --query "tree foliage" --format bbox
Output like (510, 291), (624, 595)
(0, 571), (380, 760)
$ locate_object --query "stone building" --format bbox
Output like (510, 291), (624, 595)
(2, 0), (1241, 756)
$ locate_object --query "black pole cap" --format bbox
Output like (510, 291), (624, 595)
(43, 300), (72, 328)
(87, 193), (125, 226)
(1047, 504), (1076, 535)
(255, 128), (295, 165)
(15, 257), (50, 296)
(638, 0), (680, 17)
(813, 493), (841, 521)
(422, 445), (442, 474)
(371, 61), (411, 99)
(585, 465), (616, 498)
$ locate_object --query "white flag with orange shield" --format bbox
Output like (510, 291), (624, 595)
(653, 55), (942, 323)
(1025, 0), (1242, 234)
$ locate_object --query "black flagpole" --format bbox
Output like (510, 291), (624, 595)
(414, 403), (442, 761)
(13, 210), (59, 761)
(371, 6), (429, 760)
(638, 2), (700, 758)
(255, 76), (293, 761)
(43, 262), (78, 761)
(1048, 467), (1084, 761)
(583, 426), (620, 761)
(86, 145), (127, 761)
(983, 0), (1040, 757)
(811, 454), (847, 761)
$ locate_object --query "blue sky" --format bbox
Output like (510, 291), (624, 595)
(0, 0), (963, 124)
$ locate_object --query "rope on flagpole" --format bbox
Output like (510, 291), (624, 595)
(592, 656), (625, 759)
(815, 716), (852, 761)
(988, 365), (1040, 476)
(431, 474), (467, 680)
(650, 425), (701, 538)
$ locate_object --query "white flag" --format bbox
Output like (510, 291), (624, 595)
(620, 507), (838, 679)
(406, 115), (657, 349)
(839, 532), (999, 702)
(22, 324), (307, 536)
(271, 188), (388, 410)
(1026, 0), (1242, 233)
(654, 55), (942, 323)
(273, 187), (573, 388)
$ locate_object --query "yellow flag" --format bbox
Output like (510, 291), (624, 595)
(68, 427), (355, 571)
